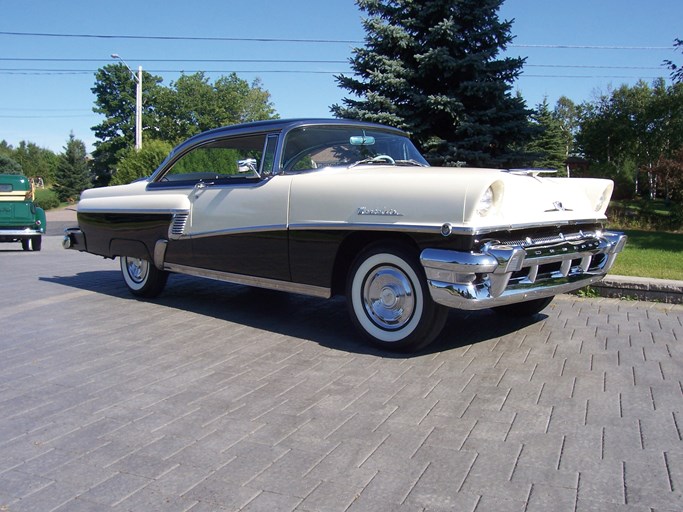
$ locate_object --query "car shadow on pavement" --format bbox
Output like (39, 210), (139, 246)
(41, 270), (548, 357)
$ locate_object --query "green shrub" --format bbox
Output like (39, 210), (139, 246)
(33, 188), (60, 210)
(111, 140), (173, 185)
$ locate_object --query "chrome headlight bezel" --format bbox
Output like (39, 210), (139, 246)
(475, 182), (503, 217)
(595, 184), (613, 213)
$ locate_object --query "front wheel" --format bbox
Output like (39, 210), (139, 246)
(120, 256), (168, 298)
(346, 244), (448, 352)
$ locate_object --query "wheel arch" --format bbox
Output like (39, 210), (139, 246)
(330, 231), (421, 296)
(110, 239), (153, 261)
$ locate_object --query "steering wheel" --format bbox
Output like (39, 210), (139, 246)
(371, 154), (395, 165)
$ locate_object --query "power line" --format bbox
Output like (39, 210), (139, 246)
(0, 31), (359, 44)
(0, 107), (90, 111)
(0, 57), (349, 64)
(526, 64), (662, 70)
(0, 31), (675, 51)
(0, 68), (345, 75)
(0, 58), (665, 71)
(512, 44), (674, 50)
(0, 114), (93, 118)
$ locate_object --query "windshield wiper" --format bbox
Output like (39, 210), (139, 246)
(394, 159), (428, 167)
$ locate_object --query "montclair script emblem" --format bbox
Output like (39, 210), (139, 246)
(357, 207), (403, 217)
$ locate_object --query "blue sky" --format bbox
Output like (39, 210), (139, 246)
(1, 0), (681, 153)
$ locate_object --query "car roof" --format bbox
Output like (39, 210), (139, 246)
(173, 118), (408, 152)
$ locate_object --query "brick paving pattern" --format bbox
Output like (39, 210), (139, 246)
(1, 236), (682, 511)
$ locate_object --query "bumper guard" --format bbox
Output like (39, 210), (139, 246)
(421, 231), (627, 310)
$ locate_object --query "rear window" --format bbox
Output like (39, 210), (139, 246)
(0, 184), (13, 192)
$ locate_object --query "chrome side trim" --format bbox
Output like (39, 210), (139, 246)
(188, 224), (288, 239)
(288, 218), (606, 236)
(421, 231), (627, 310)
(288, 222), (453, 235)
(77, 208), (186, 215)
(163, 262), (331, 299)
(71, 213), (605, 239)
(466, 218), (607, 236)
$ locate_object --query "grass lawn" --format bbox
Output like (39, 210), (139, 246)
(608, 229), (683, 281)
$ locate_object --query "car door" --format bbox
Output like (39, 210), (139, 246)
(158, 133), (292, 281)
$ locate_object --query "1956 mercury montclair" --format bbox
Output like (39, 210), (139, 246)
(64, 119), (626, 351)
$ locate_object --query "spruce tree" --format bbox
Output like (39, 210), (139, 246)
(54, 133), (91, 202)
(332, 0), (533, 167)
(527, 99), (568, 174)
(0, 155), (22, 175)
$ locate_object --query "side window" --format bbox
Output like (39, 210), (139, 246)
(159, 134), (267, 183)
(260, 134), (278, 176)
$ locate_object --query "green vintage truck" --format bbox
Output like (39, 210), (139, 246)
(0, 174), (46, 251)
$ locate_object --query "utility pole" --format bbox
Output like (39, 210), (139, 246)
(111, 54), (142, 150)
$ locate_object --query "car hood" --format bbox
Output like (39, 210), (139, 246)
(288, 165), (613, 232)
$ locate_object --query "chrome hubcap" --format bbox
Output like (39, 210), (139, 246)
(363, 265), (415, 330)
(126, 257), (147, 284)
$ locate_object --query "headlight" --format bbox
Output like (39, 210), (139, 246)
(595, 185), (612, 212)
(476, 186), (495, 217)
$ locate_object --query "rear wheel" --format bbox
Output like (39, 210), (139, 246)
(493, 296), (554, 316)
(21, 239), (30, 251)
(31, 236), (41, 251)
(120, 256), (168, 298)
(346, 244), (448, 352)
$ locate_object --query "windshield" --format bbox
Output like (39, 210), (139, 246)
(281, 126), (429, 172)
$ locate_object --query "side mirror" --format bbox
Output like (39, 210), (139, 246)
(237, 158), (259, 176)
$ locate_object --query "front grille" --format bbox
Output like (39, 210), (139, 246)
(497, 231), (597, 248)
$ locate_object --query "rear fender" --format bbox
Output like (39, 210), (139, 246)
(35, 206), (46, 233)
(109, 239), (152, 261)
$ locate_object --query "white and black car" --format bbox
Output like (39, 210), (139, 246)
(64, 119), (626, 351)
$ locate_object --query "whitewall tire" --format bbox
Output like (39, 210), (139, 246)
(120, 256), (168, 298)
(346, 244), (447, 351)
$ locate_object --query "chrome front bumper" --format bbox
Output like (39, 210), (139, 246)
(421, 231), (627, 310)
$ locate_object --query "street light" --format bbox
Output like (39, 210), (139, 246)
(111, 53), (142, 150)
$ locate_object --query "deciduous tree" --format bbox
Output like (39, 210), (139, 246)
(91, 68), (277, 186)
(154, 72), (277, 144)
(577, 79), (683, 199)
(664, 38), (683, 84)
(91, 64), (163, 186)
